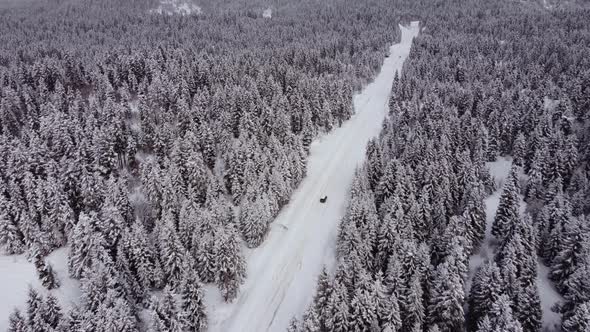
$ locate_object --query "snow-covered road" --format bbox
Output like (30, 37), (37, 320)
(204, 21), (420, 332)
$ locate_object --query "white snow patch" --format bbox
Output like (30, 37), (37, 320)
(542, 0), (553, 9)
(127, 101), (142, 133)
(0, 247), (81, 331)
(129, 100), (140, 114)
(150, 0), (202, 15)
(543, 96), (560, 112)
(262, 7), (272, 19)
(135, 151), (156, 164)
(129, 120), (141, 133)
(487, 156), (513, 188)
(537, 260), (562, 329)
(466, 175), (506, 291)
(138, 308), (153, 331)
(203, 22), (420, 332)
(466, 157), (563, 329)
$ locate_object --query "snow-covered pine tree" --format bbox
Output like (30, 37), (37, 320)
(412, 188), (433, 243)
(366, 139), (383, 192)
(348, 286), (379, 331)
(375, 271), (401, 331)
(59, 306), (83, 332)
(287, 317), (301, 332)
(126, 222), (163, 290)
(31, 299), (52, 332)
(215, 224), (246, 302)
(567, 169), (590, 216)
(455, 149), (474, 207)
(115, 245), (146, 303)
(393, 165), (417, 213)
(515, 214), (538, 271)
(560, 260), (590, 325)
(512, 133), (527, 167)
(430, 216), (467, 267)
(444, 237), (469, 287)
(149, 311), (169, 332)
(150, 287), (180, 331)
(375, 212), (401, 272)
(384, 251), (405, 297)
(486, 129), (499, 162)
(158, 212), (187, 289)
(159, 171), (182, 218)
(495, 234), (523, 297)
(68, 211), (104, 279)
(269, 164), (291, 209)
(79, 259), (124, 315)
(332, 280), (352, 332)
(25, 287), (42, 327)
(427, 261), (465, 332)
(0, 199), (25, 254)
(561, 301), (590, 332)
(239, 193), (271, 248)
(487, 295), (524, 332)
(461, 180), (486, 253)
(34, 253), (60, 289)
(178, 267), (208, 332)
(375, 160), (398, 209)
(86, 287), (138, 332)
(182, 151), (209, 205)
(97, 202), (127, 248)
(313, 267), (332, 317)
(338, 194), (379, 271)
(108, 297), (139, 332)
(550, 216), (589, 292)
(300, 305), (321, 332)
(539, 192), (573, 264)
(7, 309), (27, 332)
(193, 227), (217, 283)
(491, 173), (519, 245)
(42, 293), (63, 329)
(476, 316), (494, 332)
(524, 150), (545, 202)
(513, 280), (542, 332)
(399, 272), (425, 331)
(467, 261), (504, 331)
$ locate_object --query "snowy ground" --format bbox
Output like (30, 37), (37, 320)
(0, 247), (81, 330)
(203, 21), (420, 332)
(466, 156), (563, 330)
(543, 96), (559, 112)
(537, 262), (562, 330)
(542, 0), (554, 9)
(150, 0), (202, 15)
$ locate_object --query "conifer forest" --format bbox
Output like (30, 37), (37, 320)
(0, 0), (589, 331)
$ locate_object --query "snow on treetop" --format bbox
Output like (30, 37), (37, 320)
(150, 0), (202, 15)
